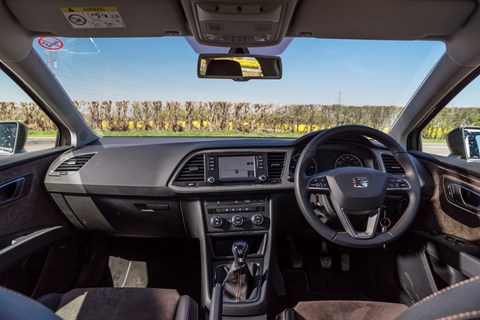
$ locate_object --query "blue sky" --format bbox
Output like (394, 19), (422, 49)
(0, 37), (458, 106)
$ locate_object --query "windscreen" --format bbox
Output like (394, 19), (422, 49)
(27, 37), (445, 138)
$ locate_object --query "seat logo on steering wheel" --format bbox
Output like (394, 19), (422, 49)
(353, 177), (369, 188)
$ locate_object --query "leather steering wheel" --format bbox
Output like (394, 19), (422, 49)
(294, 125), (421, 248)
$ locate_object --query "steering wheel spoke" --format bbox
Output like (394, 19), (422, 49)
(337, 208), (381, 239)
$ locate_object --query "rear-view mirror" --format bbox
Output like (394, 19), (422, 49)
(198, 54), (282, 81)
(0, 122), (28, 155)
(446, 126), (480, 160)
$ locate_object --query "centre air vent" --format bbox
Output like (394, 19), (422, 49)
(174, 155), (205, 185)
(52, 153), (95, 175)
(381, 154), (405, 175)
(267, 152), (286, 183)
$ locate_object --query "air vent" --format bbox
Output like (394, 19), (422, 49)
(267, 152), (286, 182)
(54, 154), (95, 173)
(381, 154), (405, 175)
(175, 155), (205, 183)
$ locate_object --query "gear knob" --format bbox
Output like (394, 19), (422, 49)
(232, 241), (249, 266)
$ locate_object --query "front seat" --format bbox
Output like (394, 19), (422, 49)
(0, 286), (198, 320)
(277, 276), (480, 320)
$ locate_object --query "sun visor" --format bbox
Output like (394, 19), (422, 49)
(5, 0), (189, 37)
(289, 0), (476, 40)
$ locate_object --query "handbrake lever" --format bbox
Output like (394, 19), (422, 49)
(209, 283), (223, 320)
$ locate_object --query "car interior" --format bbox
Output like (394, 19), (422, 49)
(1, 0), (480, 320)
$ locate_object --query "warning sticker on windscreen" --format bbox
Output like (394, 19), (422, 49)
(60, 7), (125, 29)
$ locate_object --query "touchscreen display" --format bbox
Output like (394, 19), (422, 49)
(218, 156), (255, 179)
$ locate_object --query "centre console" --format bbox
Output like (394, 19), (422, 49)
(204, 198), (269, 233)
(181, 195), (272, 319)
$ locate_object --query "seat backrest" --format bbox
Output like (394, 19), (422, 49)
(0, 286), (61, 320)
(396, 276), (480, 320)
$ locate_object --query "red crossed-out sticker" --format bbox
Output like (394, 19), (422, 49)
(38, 37), (64, 51)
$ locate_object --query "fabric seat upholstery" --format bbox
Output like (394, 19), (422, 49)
(1, 286), (197, 320)
(278, 276), (480, 320)
(277, 301), (407, 320)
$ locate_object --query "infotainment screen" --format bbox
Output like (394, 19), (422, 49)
(218, 156), (255, 179)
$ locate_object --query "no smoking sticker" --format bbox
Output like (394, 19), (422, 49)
(60, 6), (125, 29)
(38, 37), (64, 50)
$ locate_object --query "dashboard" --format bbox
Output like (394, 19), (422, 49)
(43, 133), (421, 237)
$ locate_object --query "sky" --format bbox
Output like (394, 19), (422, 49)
(0, 37), (464, 106)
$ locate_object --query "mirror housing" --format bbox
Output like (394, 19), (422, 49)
(446, 126), (480, 160)
(198, 54), (282, 81)
(0, 121), (28, 155)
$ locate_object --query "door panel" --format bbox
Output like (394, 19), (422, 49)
(397, 153), (480, 303)
(411, 157), (480, 243)
(0, 152), (79, 296)
(0, 153), (68, 236)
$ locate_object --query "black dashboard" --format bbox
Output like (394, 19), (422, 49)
(43, 134), (423, 238)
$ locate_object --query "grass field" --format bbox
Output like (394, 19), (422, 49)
(28, 130), (449, 142)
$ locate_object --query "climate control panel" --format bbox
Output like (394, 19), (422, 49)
(204, 198), (270, 233)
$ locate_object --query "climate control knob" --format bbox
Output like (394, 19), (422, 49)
(210, 216), (223, 228)
(259, 175), (267, 182)
(251, 214), (264, 226)
(232, 215), (244, 227)
(207, 176), (216, 184)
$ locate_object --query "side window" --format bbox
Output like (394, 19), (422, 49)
(421, 76), (480, 158)
(0, 70), (57, 154)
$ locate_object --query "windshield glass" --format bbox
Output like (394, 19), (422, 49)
(31, 37), (445, 138)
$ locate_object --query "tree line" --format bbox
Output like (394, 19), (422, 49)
(1, 100), (478, 139)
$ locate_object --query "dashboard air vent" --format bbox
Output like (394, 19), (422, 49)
(267, 152), (286, 182)
(54, 154), (95, 173)
(175, 155), (205, 182)
(381, 154), (405, 175)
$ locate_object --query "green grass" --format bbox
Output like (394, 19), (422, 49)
(28, 130), (57, 137)
(28, 130), (450, 142)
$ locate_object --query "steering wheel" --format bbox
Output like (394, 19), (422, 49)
(294, 125), (421, 248)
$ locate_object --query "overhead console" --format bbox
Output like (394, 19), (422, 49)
(181, 0), (298, 47)
(170, 150), (287, 188)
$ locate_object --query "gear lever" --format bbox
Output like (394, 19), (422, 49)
(232, 240), (249, 266)
(222, 241), (255, 302)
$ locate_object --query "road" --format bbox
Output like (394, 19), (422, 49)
(24, 137), (451, 157)
(422, 143), (449, 156)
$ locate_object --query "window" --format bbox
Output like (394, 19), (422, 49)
(422, 75), (480, 157)
(0, 69), (57, 154)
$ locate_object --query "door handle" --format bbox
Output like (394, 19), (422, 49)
(0, 175), (32, 206)
(445, 179), (480, 214)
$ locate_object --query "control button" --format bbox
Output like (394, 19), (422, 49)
(232, 215), (244, 227)
(251, 214), (264, 226)
(210, 216), (223, 228)
(207, 176), (216, 184)
(259, 175), (267, 182)
(308, 176), (329, 189)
